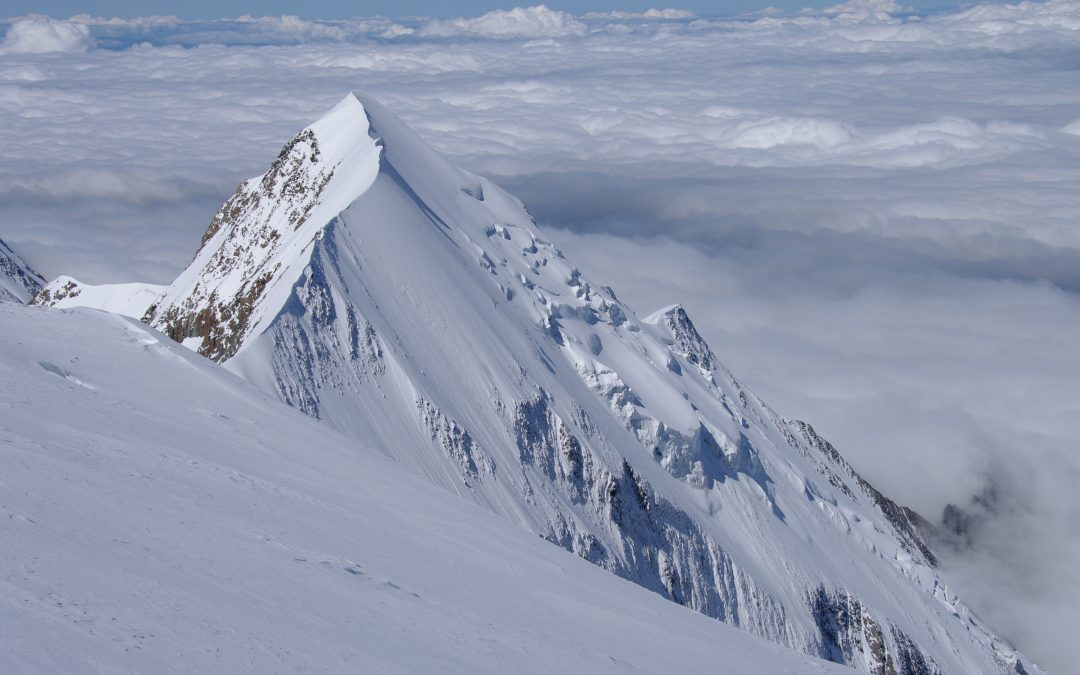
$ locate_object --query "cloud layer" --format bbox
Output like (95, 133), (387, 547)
(0, 16), (96, 53)
(1, 3), (1079, 671)
(419, 5), (587, 38)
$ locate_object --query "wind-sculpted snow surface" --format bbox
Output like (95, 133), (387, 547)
(0, 302), (857, 674)
(0, 238), (44, 303)
(146, 94), (1042, 674)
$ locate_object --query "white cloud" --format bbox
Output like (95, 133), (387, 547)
(584, 9), (696, 20)
(821, 0), (904, 23)
(0, 16), (96, 54)
(722, 115), (853, 149)
(1, 1), (1079, 670)
(0, 64), (49, 81)
(419, 5), (586, 39)
(233, 15), (349, 42)
(57, 13), (412, 47)
(67, 13), (182, 30)
(642, 8), (696, 19)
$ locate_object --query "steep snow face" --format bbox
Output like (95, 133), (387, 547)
(0, 302), (854, 674)
(147, 94), (1041, 675)
(32, 275), (165, 319)
(0, 238), (44, 303)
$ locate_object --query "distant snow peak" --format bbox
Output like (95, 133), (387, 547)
(32, 275), (164, 320)
(138, 93), (1038, 675)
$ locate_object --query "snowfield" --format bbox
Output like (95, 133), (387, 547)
(0, 302), (848, 674)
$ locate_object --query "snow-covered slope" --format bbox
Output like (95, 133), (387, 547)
(143, 93), (1040, 674)
(32, 275), (165, 319)
(0, 238), (44, 303)
(0, 302), (852, 674)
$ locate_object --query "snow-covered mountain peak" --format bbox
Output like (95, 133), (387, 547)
(145, 93), (383, 360)
(32, 275), (165, 319)
(354, 92), (488, 203)
(133, 95), (1040, 674)
(144, 92), (509, 361)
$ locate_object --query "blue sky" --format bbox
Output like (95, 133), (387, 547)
(5, 0), (961, 19)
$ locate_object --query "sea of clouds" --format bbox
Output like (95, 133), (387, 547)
(2, 2), (1079, 670)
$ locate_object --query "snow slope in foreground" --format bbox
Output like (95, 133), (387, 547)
(0, 303), (848, 674)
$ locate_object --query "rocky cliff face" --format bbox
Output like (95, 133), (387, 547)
(141, 94), (1039, 674)
(0, 238), (44, 304)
